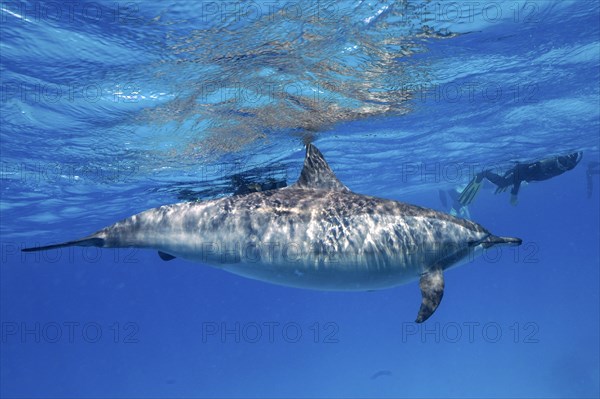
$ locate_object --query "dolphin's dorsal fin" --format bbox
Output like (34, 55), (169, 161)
(292, 143), (349, 191)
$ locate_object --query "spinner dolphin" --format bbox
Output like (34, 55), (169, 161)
(23, 144), (522, 322)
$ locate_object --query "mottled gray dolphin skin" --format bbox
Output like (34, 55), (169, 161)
(22, 144), (522, 322)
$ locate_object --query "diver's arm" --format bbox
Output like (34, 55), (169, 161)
(511, 179), (522, 196)
(510, 180), (521, 206)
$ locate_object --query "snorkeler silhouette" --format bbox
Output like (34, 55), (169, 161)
(459, 152), (583, 206)
(587, 161), (600, 198)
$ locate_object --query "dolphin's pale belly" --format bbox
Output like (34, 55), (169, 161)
(220, 261), (422, 291)
(104, 188), (484, 290)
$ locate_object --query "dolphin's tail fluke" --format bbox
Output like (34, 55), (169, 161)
(21, 237), (105, 252)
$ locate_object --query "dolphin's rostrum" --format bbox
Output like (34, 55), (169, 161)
(23, 144), (522, 322)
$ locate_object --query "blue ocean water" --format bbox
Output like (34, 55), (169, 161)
(1, 0), (599, 398)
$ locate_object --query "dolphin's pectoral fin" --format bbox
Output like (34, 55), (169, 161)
(416, 268), (445, 323)
(158, 251), (177, 261)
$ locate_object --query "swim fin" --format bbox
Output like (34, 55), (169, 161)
(458, 175), (483, 206)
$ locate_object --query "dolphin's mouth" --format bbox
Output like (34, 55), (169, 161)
(469, 234), (522, 248)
